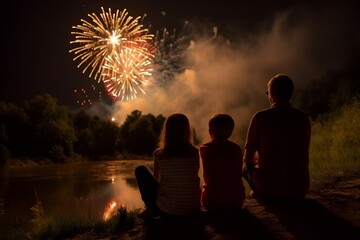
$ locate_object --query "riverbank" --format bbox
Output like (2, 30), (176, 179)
(4, 155), (153, 168)
(70, 174), (359, 240)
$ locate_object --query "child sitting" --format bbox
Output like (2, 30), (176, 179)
(200, 113), (245, 213)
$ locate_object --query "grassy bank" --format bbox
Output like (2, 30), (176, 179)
(309, 98), (360, 189)
(0, 200), (137, 240)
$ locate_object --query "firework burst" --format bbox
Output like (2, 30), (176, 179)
(102, 45), (154, 101)
(70, 7), (155, 100)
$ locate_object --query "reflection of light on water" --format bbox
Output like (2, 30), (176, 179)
(103, 200), (118, 221)
(103, 200), (128, 221)
(111, 176), (143, 209)
(3, 160), (150, 223)
(101, 175), (143, 220)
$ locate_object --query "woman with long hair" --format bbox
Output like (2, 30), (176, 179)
(135, 113), (201, 219)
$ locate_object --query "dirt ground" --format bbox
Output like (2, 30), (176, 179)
(73, 175), (360, 240)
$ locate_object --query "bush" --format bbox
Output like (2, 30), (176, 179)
(309, 97), (360, 189)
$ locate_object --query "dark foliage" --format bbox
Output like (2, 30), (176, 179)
(0, 95), (166, 163)
(293, 69), (360, 120)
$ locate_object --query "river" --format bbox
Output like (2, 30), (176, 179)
(0, 160), (153, 223)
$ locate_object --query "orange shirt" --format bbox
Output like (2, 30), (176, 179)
(200, 139), (245, 211)
(244, 103), (311, 198)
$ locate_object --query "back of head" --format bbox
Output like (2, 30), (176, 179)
(268, 74), (294, 101)
(209, 113), (235, 140)
(159, 113), (192, 151)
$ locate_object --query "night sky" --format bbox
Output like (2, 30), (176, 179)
(1, 0), (359, 111)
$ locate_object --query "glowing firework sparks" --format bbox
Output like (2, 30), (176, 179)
(73, 84), (103, 106)
(70, 7), (155, 101)
(102, 46), (154, 101)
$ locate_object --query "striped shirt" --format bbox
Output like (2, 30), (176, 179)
(154, 148), (201, 216)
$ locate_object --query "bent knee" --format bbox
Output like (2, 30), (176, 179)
(135, 165), (149, 176)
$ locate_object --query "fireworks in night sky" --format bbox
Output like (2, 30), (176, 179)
(102, 46), (154, 101)
(70, 7), (155, 101)
(152, 21), (194, 87)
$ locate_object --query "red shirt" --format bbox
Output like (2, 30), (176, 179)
(244, 103), (311, 198)
(200, 139), (245, 211)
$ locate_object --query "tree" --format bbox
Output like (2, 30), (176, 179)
(293, 70), (360, 120)
(119, 111), (165, 155)
(72, 110), (92, 156)
(118, 110), (142, 152)
(88, 116), (120, 159)
(22, 94), (76, 162)
(0, 101), (27, 159)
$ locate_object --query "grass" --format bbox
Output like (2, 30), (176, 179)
(0, 200), (137, 240)
(309, 97), (360, 189)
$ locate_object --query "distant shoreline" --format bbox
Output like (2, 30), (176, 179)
(4, 156), (153, 168)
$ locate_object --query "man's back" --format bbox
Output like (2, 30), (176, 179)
(243, 74), (311, 199)
(247, 103), (311, 198)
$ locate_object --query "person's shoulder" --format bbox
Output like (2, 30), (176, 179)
(252, 107), (272, 119)
(227, 140), (241, 147)
(291, 106), (307, 114)
(200, 141), (213, 149)
(183, 144), (199, 157)
(200, 140), (228, 150)
(290, 107), (310, 119)
(227, 140), (242, 152)
(199, 142), (213, 156)
(256, 106), (274, 114)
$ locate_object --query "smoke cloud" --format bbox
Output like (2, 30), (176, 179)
(109, 2), (358, 143)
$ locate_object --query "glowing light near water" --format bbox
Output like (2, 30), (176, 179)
(70, 7), (155, 101)
(103, 200), (118, 221)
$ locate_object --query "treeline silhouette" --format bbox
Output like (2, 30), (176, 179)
(0, 94), (170, 164)
(293, 69), (360, 121)
(0, 69), (359, 165)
